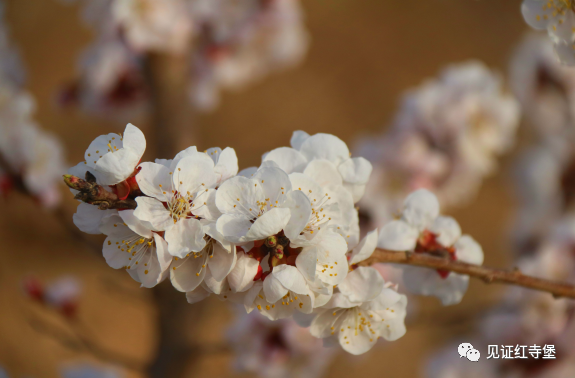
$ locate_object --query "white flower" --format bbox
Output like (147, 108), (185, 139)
(266, 131), (372, 203)
(0, 86), (66, 208)
(85, 123), (146, 187)
(100, 210), (171, 288)
(111, 0), (193, 54)
(134, 152), (219, 257)
(263, 151), (360, 248)
(244, 265), (315, 320)
(356, 61), (519, 229)
(522, 0), (575, 65)
(294, 228), (350, 289)
(189, 0), (309, 111)
(378, 189), (484, 305)
(67, 38), (148, 118)
(215, 166), (293, 244)
(205, 147), (239, 186)
(170, 220), (236, 292)
(310, 266), (407, 355)
(227, 311), (335, 378)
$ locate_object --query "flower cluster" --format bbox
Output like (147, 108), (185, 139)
(67, 124), (491, 356)
(356, 61), (520, 229)
(521, 0), (575, 65)
(509, 34), (575, 252)
(0, 2), (66, 207)
(58, 0), (308, 115)
(227, 311), (335, 378)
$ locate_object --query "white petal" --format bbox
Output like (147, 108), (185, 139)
(253, 167), (292, 204)
(207, 241), (237, 281)
(216, 214), (253, 243)
(370, 290), (407, 341)
(215, 175), (263, 215)
(191, 188), (220, 221)
(454, 235), (484, 265)
(521, 0), (554, 30)
(136, 162), (172, 200)
(84, 133), (122, 169)
(170, 252), (206, 292)
(95, 148), (139, 185)
(338, 157), (372, 185)
(99, 213), (134, 239)
(272, 265), (309, 295)
(103, 236), (132, 269)
(245, 208), (291, 241)
(295, 247), (318, 282)
(339, 311), (377, 355)
(134, 197), (172, 231)
(343, 182), (366, 204)
(290, 130), (310, 150)
(283, 189), (312, 241)
(429, 216), (461, 247)
(165, 218), (206, 258)
(377, 220), (418, 251)
(174, 155), (218, 194)
(227, 252), (259, 292)
(349, 228), (378, 265)
(403, 266), (469, 306)
(138, 235), (170, 288)
(338, 266), (384, 303)
(402, 189), (440, 231)
(74, 203), (116, 235)
(262, 147), (308, 174)
(299, 133), (350, 165)
(323, 292), (361, 309)
(263, 274), (289, 303)
(302, 159), (343, 187)
(202, 269), (227, 294)
(122, 123), (146, 159)
(119, 209), (153, 238)
(310, 309), (344, 338)
(213, 147), (238, 183)
(186, 286), (211, 304)
(238, 167), (257, 178)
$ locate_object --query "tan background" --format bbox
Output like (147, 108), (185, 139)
(0, 0), (527, 377)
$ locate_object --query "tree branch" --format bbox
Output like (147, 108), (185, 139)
(361, 249), (575, 299)
(63, 173), (137, 210)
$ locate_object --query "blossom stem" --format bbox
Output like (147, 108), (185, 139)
(361, 249), (575, 299)
(62, 173), (137, 210)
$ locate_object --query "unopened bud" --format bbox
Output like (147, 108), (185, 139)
(265, 236), (277, 248)
(274, 245), (284, 260)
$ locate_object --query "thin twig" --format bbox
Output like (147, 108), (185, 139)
(361, 249), (575, 299)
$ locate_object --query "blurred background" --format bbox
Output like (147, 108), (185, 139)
(0, 0), (536, 377)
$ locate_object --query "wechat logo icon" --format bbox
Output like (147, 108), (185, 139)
(458, 343), (481, 362)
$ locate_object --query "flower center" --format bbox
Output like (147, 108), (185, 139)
(303, 190), (333, 235)
(245, 232), (303, 280)
(118, 233), (154, 271)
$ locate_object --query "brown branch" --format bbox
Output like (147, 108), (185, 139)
(361, 249), (575, 299)
(63, 172), (137, 210)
